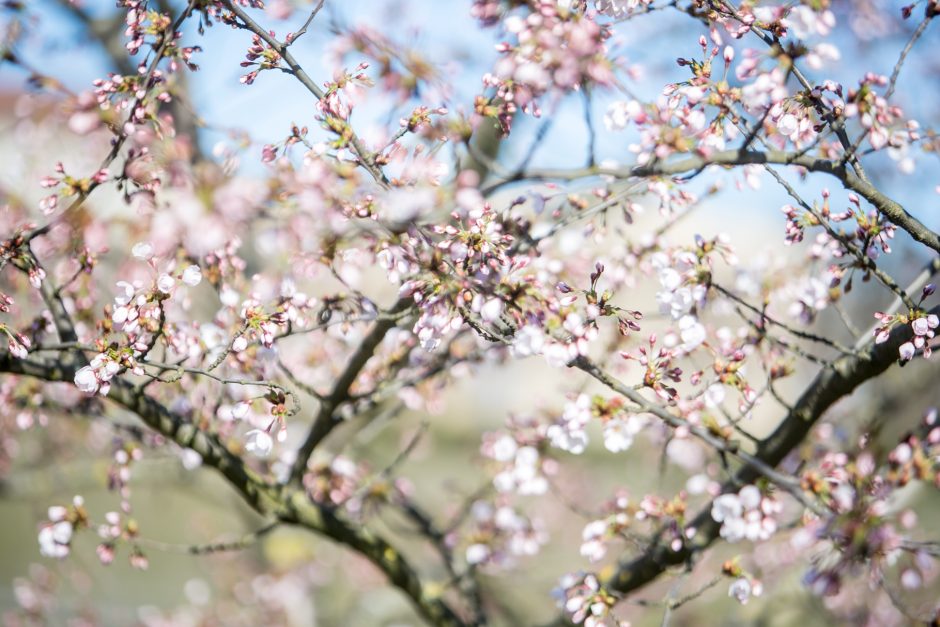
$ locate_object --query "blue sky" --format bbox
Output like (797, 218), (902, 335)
(3, 0), (937, 252)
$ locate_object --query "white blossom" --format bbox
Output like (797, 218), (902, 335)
(132, 241), (154, 260)
(466, 543), (490, 565)
(579, 519), (608, 561)
(74, 366), (99, 393)
(491, 435), (518, 462)
(245, 429), (274, 457)
(678, 315), (706, 351)
(38, 521), (72, 558)
(181, 265), (203, 287)
(728, 577), (752, 604)
(711, 493), (743, 523)
(602, 414), (646, 452)
(546, 422), (588, 455)
(603, 100), (643, 131)
(156, 273), (175, 294)
(711, 485), (779, 543)
(511, 325), (546, 357)
(547, 394), (592, 454)
(114, 281), (135, 306)
(481, 297), (504, 323)
(899, 341), (916, 362)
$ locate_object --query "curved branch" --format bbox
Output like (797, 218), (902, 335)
(596, 305), (938, 600)
(519, 149), (940, 256)
(0, 353), (469, 627)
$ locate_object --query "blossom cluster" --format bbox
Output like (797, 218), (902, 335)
(710, 484), (781, 543)
(474, 0), (614, 133)
(460, 498), (548, 569)
(2, 0), (939, 623)
(37, 496), (87, 559)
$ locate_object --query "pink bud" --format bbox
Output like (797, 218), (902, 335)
(899, 341), (916, 361)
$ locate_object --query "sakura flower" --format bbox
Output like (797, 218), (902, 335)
(555, 572), (619, 627)
(887, 141), (915, 175)
(74, 353), (120, 395)
(220, 286), (240, 307)
(7, 333), (30, 359)
(785, 6), (835, 40)
(602, 414), (646, 452)
(509, 325), (547, 357)
(156, 273), (175, 294)
(711, 485), (780, 543)
(711, 493), (743, 523)
(37, 502), (79, 559)
(504, 446), (548, 495)
(265, 0), (293, 20)
(111, 303), (139, 332)
(132, 242), (154, 260)
(579, 519), (609, 562)
(130, 550), (149, 570)
(704, 383), (726, 408)
(740, 69), (787, 111)
(245, 429), (274, 457)
(898, 341), (916, 362)
(913, 315), (938, 336)
(231, 336), (249, 353)
(232, 402), (250, 420)
(217, 402), (250, 422)
(96, 543), (116, 565)
(738, 484), (762, 510)
(480, 297), (504, 323)
(900, 568), (922, 590)
(181, 265), (203, 287)
(39, 194), (58, 214)
(27, 267), (45, 289)
(114, 281), (136, 306)
(686, 474), (712, 495)
(728, 577), (753, 604)
(806, 42), (841, 70)
(38, 521), (73, 558)
(546, 421), (588, 455)
(514, 62), (550, 90)
(776, 113), (798, 137)
(678, 315), (706, 351)
(547, 394), (592, 454)
(653, 253), (706, 320)
(74, 366), (100, 394)
(491, 434), (518, 462)
(466, 543), (490, 565)
(179, 449), (203, 471)
(902, 314), (938, 360)
(603, 100), (644, 131)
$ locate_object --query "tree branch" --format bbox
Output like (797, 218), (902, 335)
(595, 305), (938, 601)
(0, 352), (470, 627)
(219, 0), (389, 187)
(518, 149), (940, 256)
(290, 295), (412, 482)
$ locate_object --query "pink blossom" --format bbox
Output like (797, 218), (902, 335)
(74, 366), (100, 394)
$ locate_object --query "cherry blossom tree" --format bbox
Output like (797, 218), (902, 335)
(1, 0), (940, 625)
